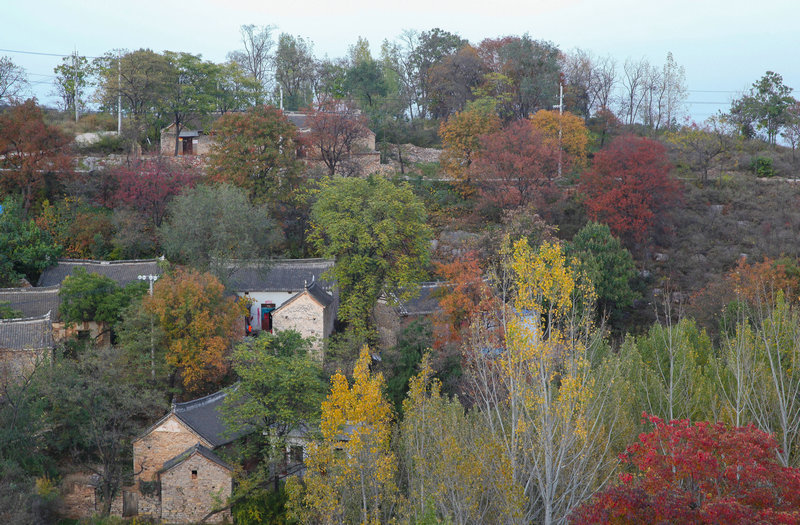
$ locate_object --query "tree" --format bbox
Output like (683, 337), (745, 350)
(781, 99), (800, 163)
(227, 24), (276, 103)
(274, 34), (316, 111)
(495, 35), (561, 119)
(158, 184), (280, 280)
(304, 99), (371, 176)
(309, 175), (431, 338)
(439, 99), (501, 195)
(730, 71), (794, 144)
(620, 318), (715, 424)
(289, 346), (398, 524)
(665, 115), (735, 184)
(223, 331), (326, 493)
(40, 346), (163, 516)
(59, 267), (147, 329)
(0, 100), (73, 212)
(427, 45), (486, 118)
(35, 198), (115, 259)
(530, 109), (590, 169)
(207, 105), (302, 205)
(408, 28), (467, 119)
(162, 51), (219, 156)
(52, 52), (93, 120)
(641, 52), (687, 131)
(0, 196), (61, 287)
(466, 239), (622, 524)
(399, 354), (519, 523)
(571, 415), (800, 524)
(471, 119), (562, 210)
(581, 135), (683, 248)
(344, 55), (387, 110)
(0, 56), (28, 104)
(144, 268), (245, 395)
(112, 157), (202, 229)
(567, 222), (639, 316)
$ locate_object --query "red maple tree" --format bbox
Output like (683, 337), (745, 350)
(571, 414), (800, 524)
(0, 100), (73, 212)
(304, 99), (370, 176)
(112, 157), (201, 228)
(470, 119), (563, 211)
(580, 135), (682, 248)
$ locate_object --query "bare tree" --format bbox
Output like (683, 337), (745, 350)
(305, 100), (370, 175)
(227, 24), (276, 101)
(0, 56), (29, 104)
(621, 57), (650, 125)
(590, 54), (618, 113)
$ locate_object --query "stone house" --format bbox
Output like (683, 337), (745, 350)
(160, 120), (215, 156)
(229, 259), (338, 357)
(35, 258), (164, 345)
(127, 389), (245, 523)
(0, 313), (54, 383)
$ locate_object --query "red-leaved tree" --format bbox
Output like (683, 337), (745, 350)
(470, 119), (563, 211)
(581, 135), (682, 248)
(571, 414), (800, 524)
(304, 99), (370, 176)
(112, 157), (201, 228)
(0, 100), (73, 212)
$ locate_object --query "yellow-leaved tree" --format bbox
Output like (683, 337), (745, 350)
(466, 238), (624, 525)
(288, 346), (398, 524)
(439, 99), (501, 197)
(529, 109), (590, 171)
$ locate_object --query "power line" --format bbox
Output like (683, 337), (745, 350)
(0, 47), (102, 59)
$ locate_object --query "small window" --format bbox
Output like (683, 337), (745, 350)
(191, 470), (197, 479)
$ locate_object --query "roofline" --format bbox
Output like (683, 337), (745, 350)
(50, 258), (163, 265)
(273, 288), (323, 314)
(158, 444), (233, 474)
(0, 285), (60, 293)
(132, 411), (213, 448)
(0, 312), (51, 323)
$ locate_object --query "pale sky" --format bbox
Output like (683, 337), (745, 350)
(4, 0), (799, 122)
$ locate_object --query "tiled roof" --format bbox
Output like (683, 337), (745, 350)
(228, 259), (335, 293)
(158, 443), (233, 474)
(38, 259), (163, 287)
(0, 313), (54, 350)
(305, 280), (334, 307)
(396, 282), (446, 316)
(0, 286), (61, 320)
(172, 388), (248, 448)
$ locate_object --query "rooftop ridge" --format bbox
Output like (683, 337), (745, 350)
(0, 285), (60, 293)
(53, 258), (162, 265)
(0, 312), (51, 324)
(173, 388), (230, 412)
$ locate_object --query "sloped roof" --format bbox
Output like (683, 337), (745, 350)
(158, 443), (233, 474)
(0, 313), (54, 350)
(0, 286), (61, 320)
(306, 280), (334, 307)
(285, 111), (308, 129)
(396, 282), (446, 316)
(38, 259), (163, 287)
(171, 388), (248, 448)
(228, 259), (335, 293)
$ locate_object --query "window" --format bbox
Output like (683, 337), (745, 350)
(290, 445), (304, 463)
(191, 470), (197, 480)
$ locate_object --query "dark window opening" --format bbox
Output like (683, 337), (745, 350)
(191, 470), (197, 479)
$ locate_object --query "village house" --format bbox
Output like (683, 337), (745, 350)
(229, 259), (338, 359)
(0, 313), (54, 383)
(37, 258), (164, 289)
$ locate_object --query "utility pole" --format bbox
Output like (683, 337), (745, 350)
(557, 82), (563, 178)
(138, 274), (159, 381)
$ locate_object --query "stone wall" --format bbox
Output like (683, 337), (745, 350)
(133, 415), (210, 482)
(159, 131), (214, 156)
(59, 471), (97, 519)
(160, 453), (232, 524)
(0, 348), (49, 383)
(273, 293), (326, 360)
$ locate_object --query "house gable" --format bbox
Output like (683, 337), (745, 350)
(133, 414), (213, 482)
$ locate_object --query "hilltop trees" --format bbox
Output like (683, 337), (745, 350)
(581, 135), (682, 248)
(730, 71), (794, 144)
(0, 56), (28, 104)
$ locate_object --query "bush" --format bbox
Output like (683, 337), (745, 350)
(750, 156), (776, 177)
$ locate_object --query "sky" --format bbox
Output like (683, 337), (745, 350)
(3, 0), (799, 122)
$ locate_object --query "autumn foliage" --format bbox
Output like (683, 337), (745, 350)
(144, 268), (245, 395)
(471, 119), (562, 210)
(439, 101), (501, 196)
(304, 99), (370, 176)
(112, 157), (201, 228)
(529, 109), (590, 169)
(0, 100), (73, 211)
(581, 135), (682, 247)
(571, 414), (800, 524)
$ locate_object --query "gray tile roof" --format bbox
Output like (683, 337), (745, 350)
(0, 286), (61, 320)
(171, 388), (248, 448)
(228, 259), (335, 293)
(158, 443), (233, 474)
(37, 259), (163, 287)
(396, 282), (446, 316)
(285, 111), (308, 129)
(305, 280), (334, 307)
(0, 313), (54, 350)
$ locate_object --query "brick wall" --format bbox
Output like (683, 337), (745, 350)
(273, 293), (326, 360)
(160, 453), (232, 524)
